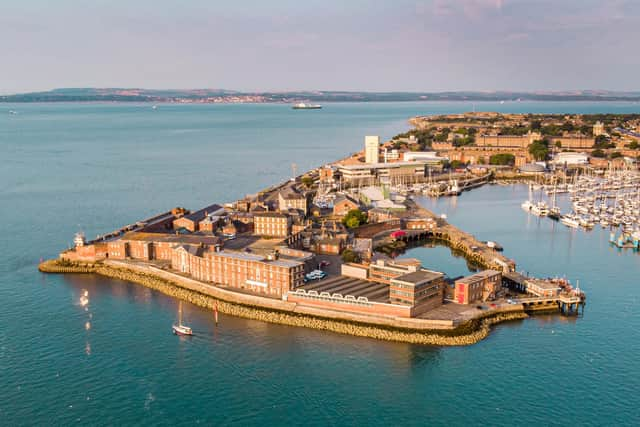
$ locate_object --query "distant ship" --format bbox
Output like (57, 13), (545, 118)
(292, 103), (322, 110)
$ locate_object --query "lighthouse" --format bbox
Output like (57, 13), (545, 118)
(74, 232), (86, 248)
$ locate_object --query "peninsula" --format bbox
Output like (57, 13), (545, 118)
(39, 112), (618, 346)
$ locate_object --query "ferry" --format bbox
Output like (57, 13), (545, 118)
(292, 103), (322, 110)
(172, 301), (193, 336)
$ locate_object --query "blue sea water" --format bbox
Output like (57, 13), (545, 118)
(1, 102), (639, 426)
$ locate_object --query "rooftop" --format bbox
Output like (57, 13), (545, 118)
(393, 269), (444, 285)
(456, 270), (501, 284)
(211, 250), (303, 268)
(338, 161), (427, 171)
(183, 203), (224, 222)
(120, 232), (221, 245)
(254, 211), (289, 218)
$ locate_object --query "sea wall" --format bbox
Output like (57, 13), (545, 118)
(38, 259), (529, 346)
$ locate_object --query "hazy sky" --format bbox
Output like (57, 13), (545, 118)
(1, 0), (639, 93)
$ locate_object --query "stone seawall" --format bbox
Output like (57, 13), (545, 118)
(39, 259), (529, 346)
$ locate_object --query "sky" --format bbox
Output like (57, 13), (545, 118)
(1, 0), (639, 94)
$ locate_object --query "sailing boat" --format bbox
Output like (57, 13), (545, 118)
(521, 184), (534, 211)
(172, 301), (193, 336)
(548, 180), (561, 220)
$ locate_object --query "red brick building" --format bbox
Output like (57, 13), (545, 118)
(390, 269), (445, 316)
(314, 237), (344, 255)
(171, 247), (305, 297)
(172, 203), (223, 232)
(455, 270), (502, 304)
(333, 195), (360, 217)
(254, 212), (292, 237)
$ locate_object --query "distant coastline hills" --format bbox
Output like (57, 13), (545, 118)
(2, 88), (640, 103)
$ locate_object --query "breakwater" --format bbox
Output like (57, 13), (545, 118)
(39, 259), (528, 346)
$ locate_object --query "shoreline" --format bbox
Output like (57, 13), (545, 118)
(40, 259), (532, 346)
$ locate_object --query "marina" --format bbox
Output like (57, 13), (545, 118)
(519, 165), (640, 247)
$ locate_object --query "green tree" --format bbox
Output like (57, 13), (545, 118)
(528, 139), (550, 161)
(342, 209), (367, 228)
(530, 120), (542, 131)
(593, 134), (613, 149)
(301, 176), (313, 188)
(561, 121), (575, 132)
(591, 149), (606, 158)
(450, 160), (465, 169)
(609, 151), (623, 159)
(628, 141), (639, 149)
(489, 153), (516, 166)
(341, 249), (361, 263)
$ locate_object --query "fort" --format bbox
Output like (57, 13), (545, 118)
(41, 114), (595, 345)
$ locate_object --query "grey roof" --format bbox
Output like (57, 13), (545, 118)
(174, 244), (207, 257)
(334, 195), (359, 206)
(211, 250), (303, 268)
(519, 163), (546, 173)
(456, 270), (501, 284)
(280, 189), (306, 200)
(254, 211), (289, 218)
(121, 232), (221, 245)
(393, 269), (444, 285)
(183, 203), (223, 222)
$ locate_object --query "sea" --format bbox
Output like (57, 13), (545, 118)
(1, 102), (639, 426)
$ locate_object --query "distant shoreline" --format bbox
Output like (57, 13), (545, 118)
(3, 88), (640, 104)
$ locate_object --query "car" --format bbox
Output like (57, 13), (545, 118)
(319, 260), (330, 267)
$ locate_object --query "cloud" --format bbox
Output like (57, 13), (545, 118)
(429, 0), (505, 19)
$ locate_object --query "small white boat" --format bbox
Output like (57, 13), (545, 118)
(531, 202), (549, 217)
(521, 200), (533, 211)
(560, 215), (580, 228)
(172, 301), (193, 336)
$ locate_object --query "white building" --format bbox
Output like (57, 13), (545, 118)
(593, 121), (605, 137)
(552, 152), (589, 165)
(365, 136), (380, 164)
(403, 151), (447, 162)
(383, 148), (400, 162)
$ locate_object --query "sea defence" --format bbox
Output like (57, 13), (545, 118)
(39, 259), (530, 346)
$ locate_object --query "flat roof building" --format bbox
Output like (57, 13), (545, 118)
(455, 270), (502, 304)
(338, 161), (427, 185)
(365, 135), (380, 164)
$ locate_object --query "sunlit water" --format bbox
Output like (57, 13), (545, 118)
(1, 102), (639, 426)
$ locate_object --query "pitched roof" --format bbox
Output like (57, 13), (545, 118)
(334, 195), (359, 206)
(182, 203), (224, 223)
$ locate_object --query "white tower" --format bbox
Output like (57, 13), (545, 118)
(74, 232), (86, 248)
(593, 121), (605, 137)
(365, 135), (380, 164)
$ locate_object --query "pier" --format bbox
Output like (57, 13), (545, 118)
(503, 272), (586, 316)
